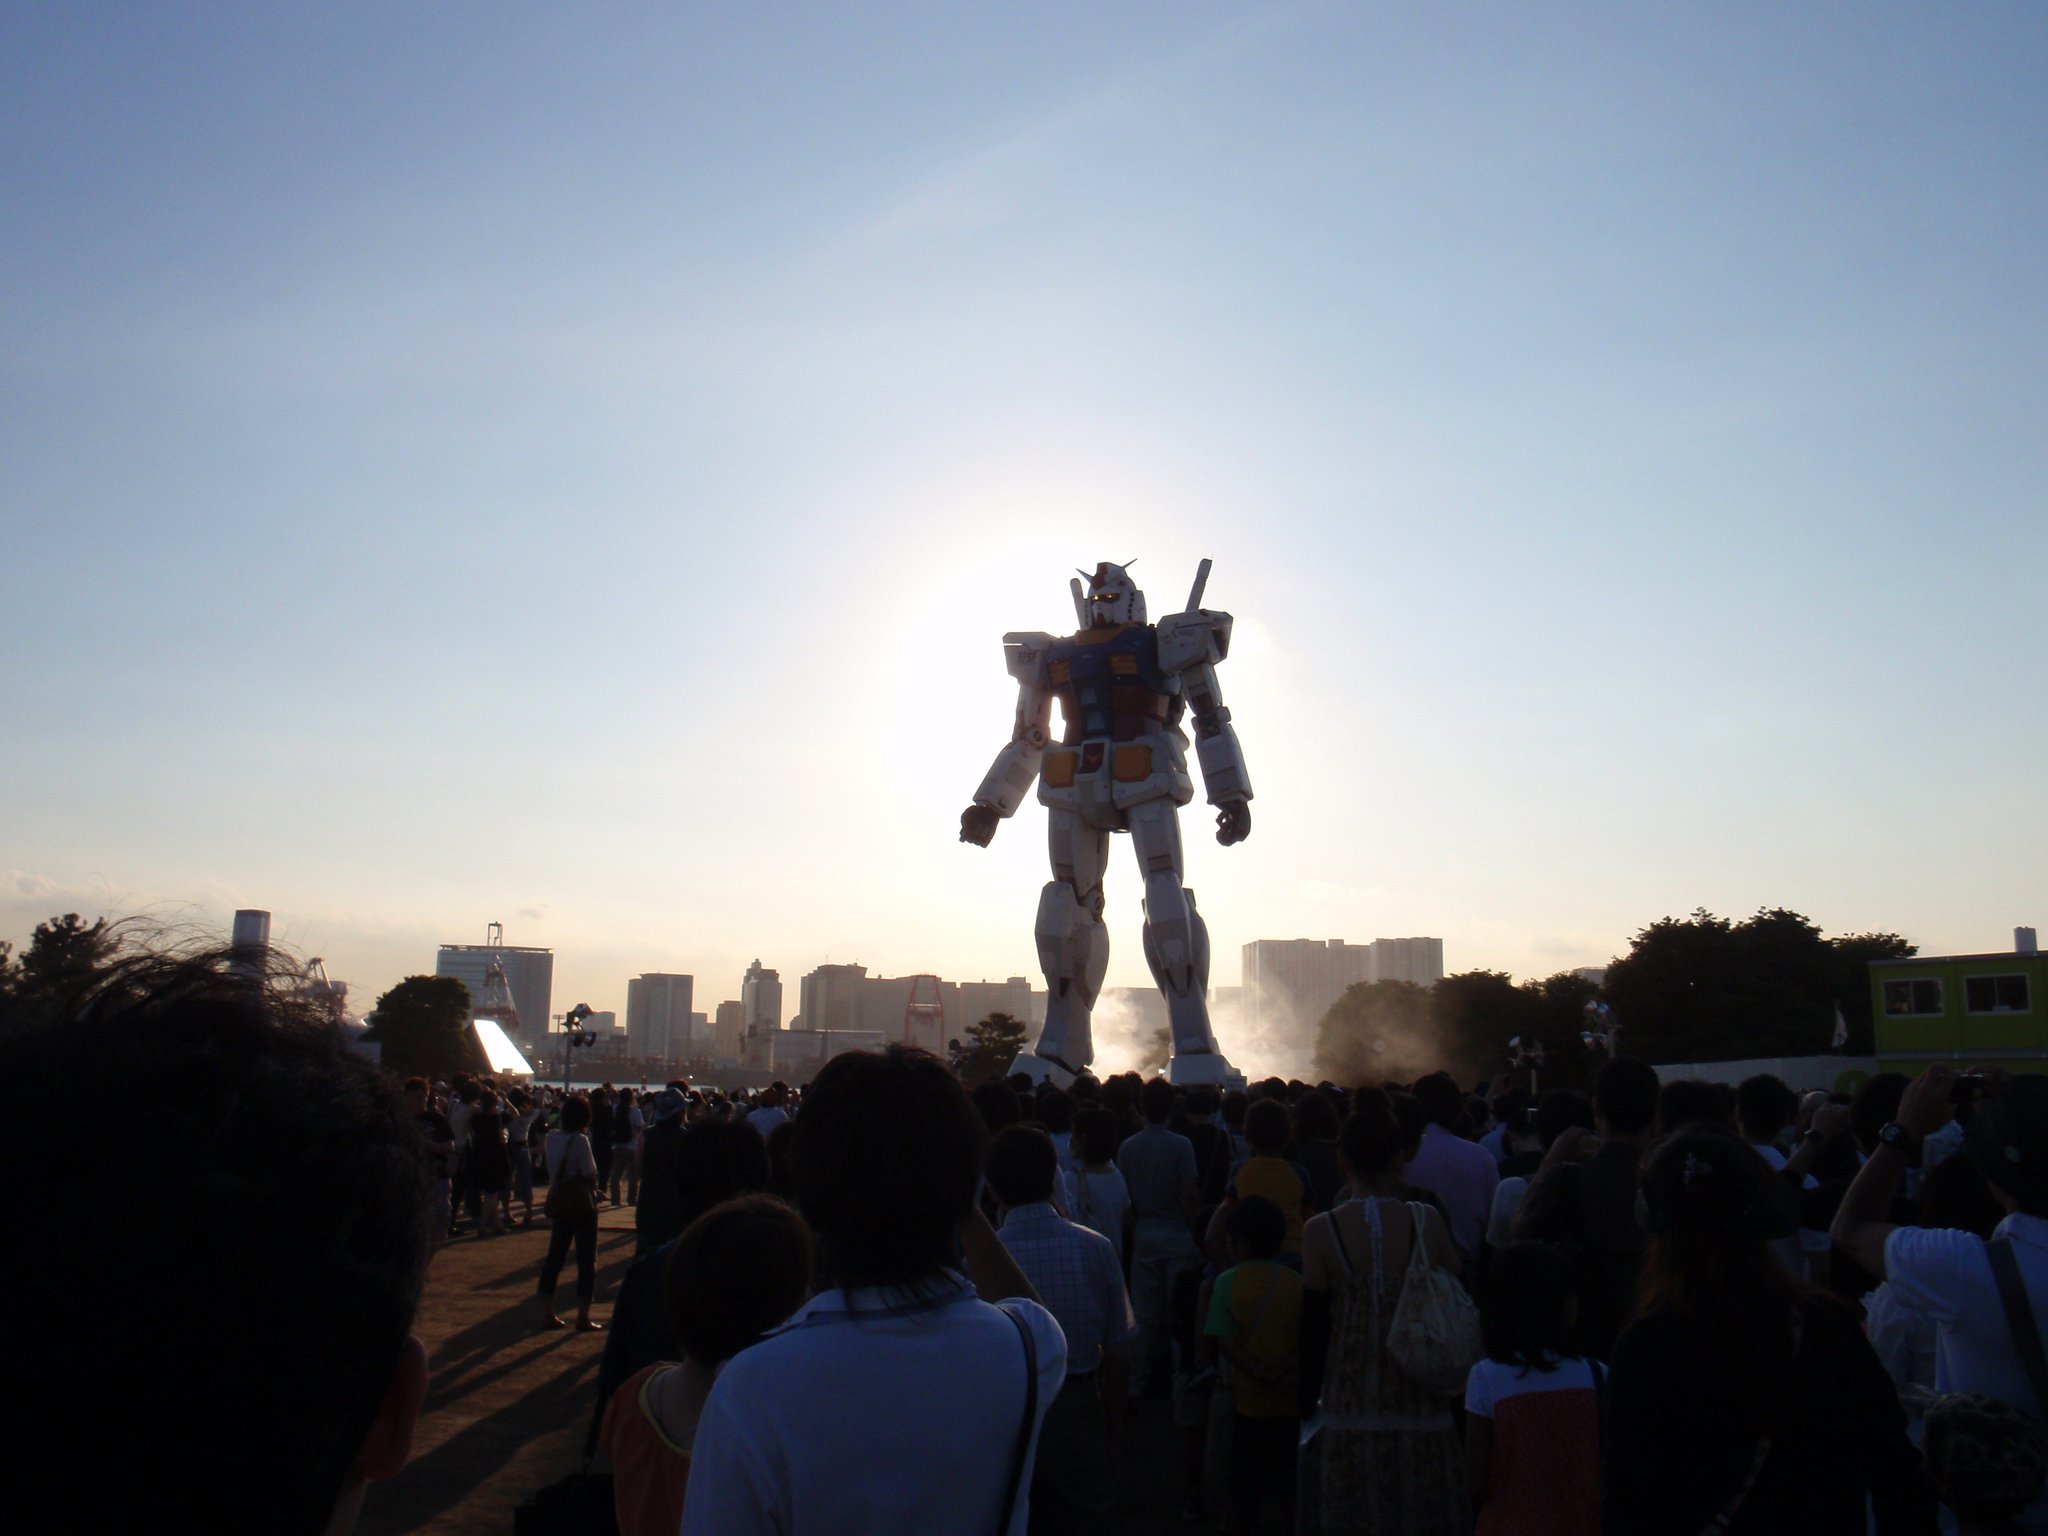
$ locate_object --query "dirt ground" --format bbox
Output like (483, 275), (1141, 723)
(358, 1199), (1206, 1535)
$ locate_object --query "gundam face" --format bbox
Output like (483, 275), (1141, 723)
(1081, 562), (1146, 627)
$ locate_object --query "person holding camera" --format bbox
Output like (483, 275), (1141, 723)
(1833, 1068), (2048, 1531)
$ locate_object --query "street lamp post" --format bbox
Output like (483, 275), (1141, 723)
(561, 1002), (599, 1095)
(1508, 1035), (1545, 1094)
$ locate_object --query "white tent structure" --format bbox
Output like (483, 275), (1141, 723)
(471, 1016), (535, 1078)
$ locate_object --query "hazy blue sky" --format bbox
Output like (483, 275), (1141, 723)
(4, 5), (2043, 1072)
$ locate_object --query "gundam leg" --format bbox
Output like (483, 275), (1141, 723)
(1020, 807), (1109, 1085)
(1128, 798), (1232, 1085)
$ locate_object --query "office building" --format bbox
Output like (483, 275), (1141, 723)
(625, 972), (695, 1059)
(791, 964), (1041, 1057)
(713, 1001), (745, 1063)
(436, 931), (553, 1043)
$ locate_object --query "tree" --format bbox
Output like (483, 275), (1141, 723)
(0, 914), (122, 1033)
(1312, 980), (1433, 1086)
(957, 1011), (1029, 1087)
(1429, 970), (1539, 1085)
(1602, 907), (1849, 1064)
(363, 975), (480, 1079)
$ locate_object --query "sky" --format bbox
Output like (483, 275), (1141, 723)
(3, 4), (2043, 1073)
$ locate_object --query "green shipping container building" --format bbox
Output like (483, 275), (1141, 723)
(1871, 945), (2047, 1076)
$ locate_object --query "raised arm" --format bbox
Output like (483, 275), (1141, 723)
(960, 632), (1055, 847)
(1156, 610), (1253, 845)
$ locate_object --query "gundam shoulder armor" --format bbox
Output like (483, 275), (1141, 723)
(1154, 609), (1233, 674)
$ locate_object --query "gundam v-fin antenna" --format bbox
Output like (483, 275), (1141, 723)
(1070, 576), (1088, 627)
(1186, 557), (1212, 612)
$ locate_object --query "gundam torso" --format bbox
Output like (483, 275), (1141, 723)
(1038, 623), (1193, 828)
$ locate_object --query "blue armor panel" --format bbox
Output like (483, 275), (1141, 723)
(1047, 624), (1185, 744)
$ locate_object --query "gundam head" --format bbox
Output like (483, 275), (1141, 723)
(1080, 561), (1146, 627)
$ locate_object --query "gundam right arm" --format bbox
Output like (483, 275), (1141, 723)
(960, 632), (1056, 847)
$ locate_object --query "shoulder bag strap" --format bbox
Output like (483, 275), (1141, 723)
(999, 1304), (1039, 1536)
(1329, 1204), (1356, 1275)
(1700, 1437), (1772, 1535)
(1591, 1358), (1607, 1451)
(1989, 1237), (2048, 1416)
(1405, 1201), (1432, 1275)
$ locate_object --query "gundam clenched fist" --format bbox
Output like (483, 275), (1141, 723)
(960, 559), (1252, 1086)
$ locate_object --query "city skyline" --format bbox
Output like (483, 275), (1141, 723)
(4, 7), (2042, 1040)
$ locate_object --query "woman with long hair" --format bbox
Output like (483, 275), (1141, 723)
(1603, 1127), (1935, 1534)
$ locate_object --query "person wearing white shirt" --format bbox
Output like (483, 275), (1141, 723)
(1834, 1068), (2048, 1534)
(684, 1047), (1066, 1536)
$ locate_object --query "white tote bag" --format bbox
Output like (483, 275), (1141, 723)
(1385, 1201), (1484, 1397)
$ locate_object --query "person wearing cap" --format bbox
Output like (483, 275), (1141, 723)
(1604, 1126), (1937, 1534)
(1834, 1068), (2048, 1532)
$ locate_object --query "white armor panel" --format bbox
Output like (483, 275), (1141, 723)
(1002, 632), (1055, 686)
(1155, 610), (1233, 674)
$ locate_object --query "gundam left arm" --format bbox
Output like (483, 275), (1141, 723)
(1157, 611), (1253, 846)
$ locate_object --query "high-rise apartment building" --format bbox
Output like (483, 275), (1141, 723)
(741, 960), (783, 1068)
(436, 933), (553, 1042)
(1241, 936), (1444, 1037)
(713, 1001), (745, 1063)
(798, 964), (869, 1036)
(625, 973), (695, 1059)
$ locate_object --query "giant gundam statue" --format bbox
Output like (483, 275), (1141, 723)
(960, 559), (1252, 1086)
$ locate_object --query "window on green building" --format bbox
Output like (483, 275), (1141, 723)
(1965, 975), (2031, 1014)
(1884, 979), (1944, 1016)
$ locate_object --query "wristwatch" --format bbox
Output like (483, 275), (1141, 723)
(1877, 1122), (1922, 1160)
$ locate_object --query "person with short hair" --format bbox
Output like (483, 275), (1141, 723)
(0, 943), (432, 1535)
(1118, 1076), (1202, 1396)
(682, 1047), (1066, 1536)
(1404, 1071), (1500, 1263)
(601, 1195), (812, 1536)
(987, 1123), (1135, 1535)
(1512, 1056), (1660, 1359)
(1205, 1098), (1316, 1263)
(1206, 1195), (1302, 1536)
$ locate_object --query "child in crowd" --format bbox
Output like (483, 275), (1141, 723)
(601, 1195), (813, 1536)
(1067, 1105), (1134, 1266)
(1205, 1196), (1303, 1536)
(1209, 1099), (1317, 1263)
(1464, 1242), (1603, 1536)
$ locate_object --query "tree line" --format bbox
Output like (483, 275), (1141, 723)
(1313, 907), (1912, 1090)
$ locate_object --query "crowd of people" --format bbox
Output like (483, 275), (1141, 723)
(5, 938), (2047, 1536)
